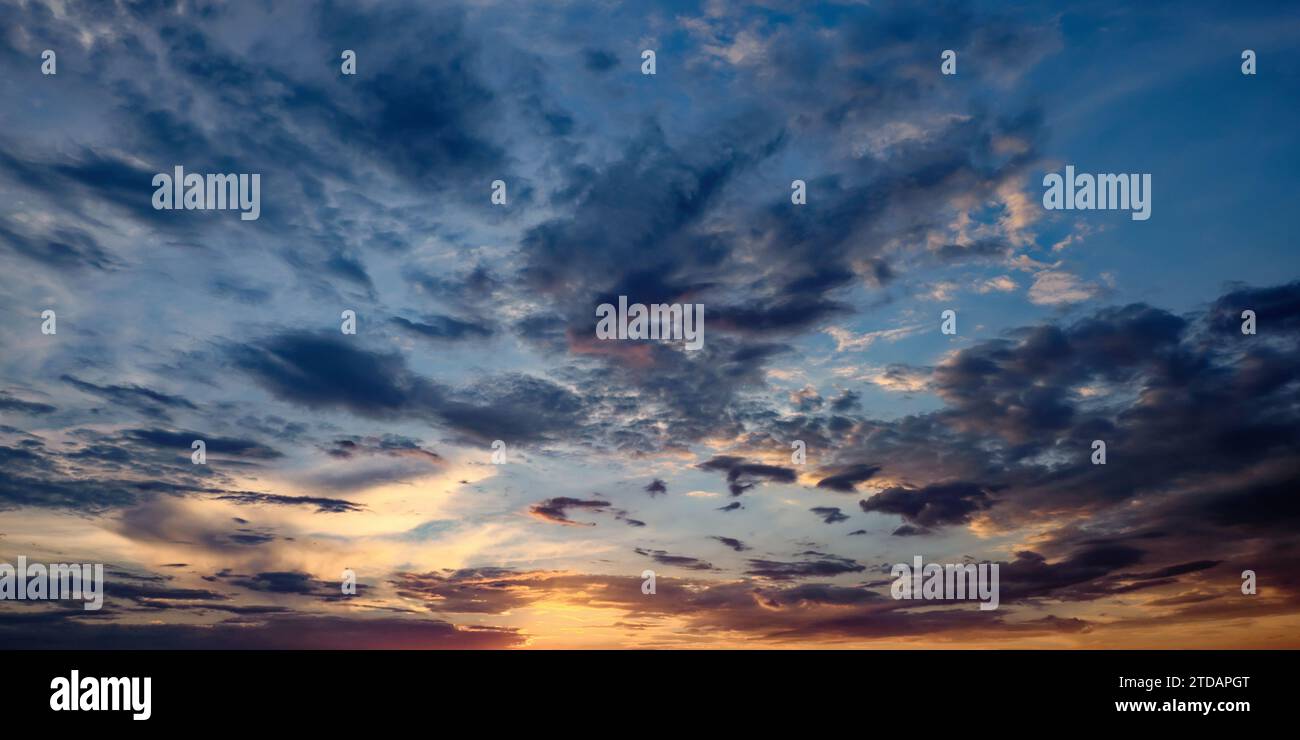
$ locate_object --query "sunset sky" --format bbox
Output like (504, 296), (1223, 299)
(1, 0), (1299, 649)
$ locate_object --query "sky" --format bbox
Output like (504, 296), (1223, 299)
(1, 0), (1298, 649)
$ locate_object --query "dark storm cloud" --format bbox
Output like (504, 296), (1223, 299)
(931, 304), (1187, 444)
(721, 111), (1043, 341)
(229, 333), (434, 417)
(745, 552), (865, 581)
(528, 497), (610, 526)
(62, 376), (198, 421)
(125, 480), (361, 517)
(810, 506), (849, 524)
(830, 390), (861, 412)
(230, 332), (586, 444)
(815, 463), (883, 492)
(519, 118), (783, 298)
(214, 492), (363, 514)
(784, 284), (1299, 553)
(634, 548), (716, 571)
(697, 456), (798, 496)
(647, 0), (1055, 345)
(925, 288), (1300, 531)
(390, 315), (494, 342)
(435, 373), (587, 445)
(123, 428), (282, 460)
(0, 0), (552, 312)
(710, 536), (751, 552)
(934, 238), (1009, 263)
(0, 145), (170, 225)
(0, 392), (56, 415)
(0, 424), (334, 516)
(765, 282), (1300, 620)
(524, 495), (642, 528)
(225, 571), (338, 596)
(497, 13), (1048, 451)
(311, 1), (514, 188)
(994, 547), (1148, 602)
(755, 583), (882, 608)
(99, 573), (236, 611)
(0, 614), (522, 650)
(859, 482), (994, 529)
(1125, 560), (1222, 580)
(710, 296), (852, 335)
(0, 468), (141, 511)
(1209, 280), (1300, 335)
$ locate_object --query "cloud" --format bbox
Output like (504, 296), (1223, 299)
(810, 506), (850, 524)
(634, 548), (716, 571)
(62, 376), (198, 421)
(710, 536), (751, 552)
(1209, 280), (1300, 334)
(0, 219), (118, 271)
(528, 497), (610, 526)
(816, 463), (883, 492)
(390, 315), (494, 342)
(230, 333), (437, 418)
(213, 492), (363, 514)
(123, 428), (282, 460)
(324, 436), (442, 463)
(745, 552), (865, 581)
(0, 392), (56, 415)
(0, 614), (522, 650)
(825, 324), (925, 352)
(859, 482), (994, 529)
(231, 332), (586, 443)
(697, 456), (798, 496)
(977, 275), (1018, 293)
(1028, 270), (1099, 306)
(392, 568), (544, 614)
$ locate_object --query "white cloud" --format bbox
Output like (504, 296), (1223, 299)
(977, 275), (1018, 294)
(833, 364), (930, 393)
(923, 281), (959, 301)
(824, 324), (924, 352)
(1028, 271), (1099, 306)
